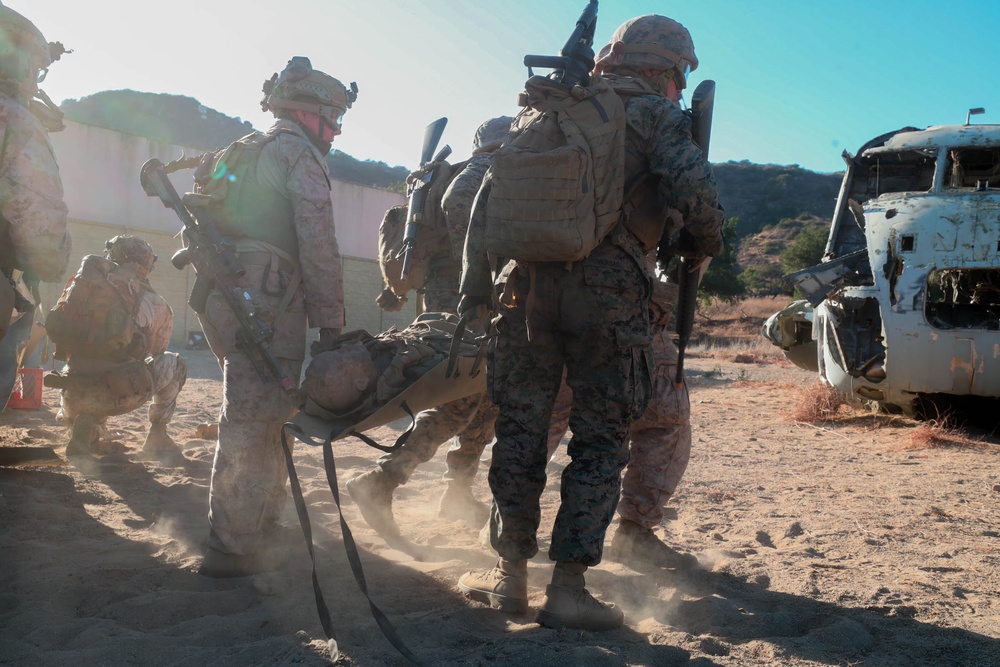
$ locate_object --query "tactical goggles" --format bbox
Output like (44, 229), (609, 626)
(36, 67), (48, 83)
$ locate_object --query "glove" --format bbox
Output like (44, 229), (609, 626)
(457, 294), (490, 327)
(310, 327), (343, 356)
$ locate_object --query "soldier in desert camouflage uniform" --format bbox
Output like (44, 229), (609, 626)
(0, 5), (71, 354)
(458, 15), (724, 631)
(347, 117), (513, 539)
(546, 264), (699, 570)
(196, 57), (354, 578)
(55, 236), (188, 460)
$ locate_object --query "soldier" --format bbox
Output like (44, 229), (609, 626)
(347, 116), (513, 539)
(51, 236), (188, 460)
(196, 57), (353, 578)
(546, 267), (699, 570)
(457, 15), (724, 630)
(0, 5), (71, 370)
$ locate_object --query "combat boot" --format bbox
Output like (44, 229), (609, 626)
(140, 423), (184, 461)
(536, 562), (624, 631)
(346, 469), (401, 538)
(457, 558), (528, 613)
(65, 414), (97, 456)
(608, 519), (699, 570)
(438, 481), (490, 526)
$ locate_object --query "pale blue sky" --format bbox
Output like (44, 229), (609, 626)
(25, 0), (999, 173)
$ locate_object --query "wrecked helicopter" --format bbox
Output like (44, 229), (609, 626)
(763, 112), (1000, 416)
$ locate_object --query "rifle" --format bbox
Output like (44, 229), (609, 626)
(523, 0), (598, 89)
(674, 79), (716, 388)
(139, 156), (297, 396)
(397, 117), (451, 283)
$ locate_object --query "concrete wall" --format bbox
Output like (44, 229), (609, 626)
(44, 121), (414, 348)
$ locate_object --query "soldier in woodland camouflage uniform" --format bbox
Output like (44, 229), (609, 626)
(55, 236), (188, 460)
(347, 117), (513, 539)
(546, 264), (698, 570)
(0, 5), (71, 355)
(458, 15), (724, 631)
(197, 57), (354, 578)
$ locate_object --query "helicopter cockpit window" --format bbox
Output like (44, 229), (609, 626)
(869, 149), (936, 196)
(945, 147), (1000, 189)
(926, 267), (1000, 330)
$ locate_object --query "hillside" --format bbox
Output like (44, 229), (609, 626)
(60, 90), (846, 274)
(60, 90), (409, 191)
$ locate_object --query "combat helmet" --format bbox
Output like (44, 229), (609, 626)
(105, 235), (157, 276)
(473, 116), (514, 151)
(0, 5), (50, 87)
(595, 15), (698, 88)
(261, 56), (357, 126)
(302, 343), (378, 415)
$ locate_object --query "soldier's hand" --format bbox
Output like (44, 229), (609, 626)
(311, 327), (343, 356)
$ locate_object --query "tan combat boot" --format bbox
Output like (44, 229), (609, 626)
(438, 480), (490, 526)
(346, 469), (401, 538)
(65, 414), (97, 456)
(140, 423), (184, 461)
(608, 519), (699, 570)
(458, 558), (528, 613)
(536, 562), (624, 631)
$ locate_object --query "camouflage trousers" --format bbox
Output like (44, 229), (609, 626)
(547, 324), (691, 529)
(486, 238), (652, 566)
(59, 352), (187, 429)
(377, 390), (498, 485)
(198, 271), (307, 556)
(379, 262), (495, 486)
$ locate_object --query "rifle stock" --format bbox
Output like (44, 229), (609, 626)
(398, 118), (450, 282)
(139, 158), (297, 396)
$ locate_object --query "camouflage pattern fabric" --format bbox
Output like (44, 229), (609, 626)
(199, 120), (345, 557)
(377, 391), (498, 485)
(483, 230), (653, 566)
(462, 72), (722, 568)
(546, 322), (690, 529)
(371, 155), (496, 487)
(0, 90), (71, 283)
(59, 284), (186, 431)
(59, 351), (187, 428)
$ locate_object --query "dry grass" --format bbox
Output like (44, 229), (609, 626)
(892, 417), (980, 451)
(788, 381), (851, 424)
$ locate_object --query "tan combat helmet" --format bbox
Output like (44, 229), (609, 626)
(261, 56), (357, 125)
(302, 343), (378, 415)
(0, 4), (49, 87)
(473, 115), (515, 151)
(595, 14), (698, 88)
(105, 235), (157, 276)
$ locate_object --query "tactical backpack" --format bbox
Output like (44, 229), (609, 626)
(46, 255), (145, 361)
(485, 75), (626, 262)
(376, 161), (461, 309)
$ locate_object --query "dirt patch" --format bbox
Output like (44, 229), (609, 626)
(1, 328), (999, 665)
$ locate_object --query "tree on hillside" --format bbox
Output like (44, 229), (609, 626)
(780, 223), (828, 275)
(699, 217), (744, 303)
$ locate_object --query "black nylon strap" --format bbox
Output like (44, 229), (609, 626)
(280, 415), (429, 666)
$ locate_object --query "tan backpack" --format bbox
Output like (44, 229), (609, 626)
(376, 162), (460, 309)
(485, 75), (626, 262)
(46, 256), (145, 361)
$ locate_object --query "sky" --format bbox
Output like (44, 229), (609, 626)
(22, 0), (1000, 174)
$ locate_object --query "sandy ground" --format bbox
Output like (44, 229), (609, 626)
(1, 337), (999, 666)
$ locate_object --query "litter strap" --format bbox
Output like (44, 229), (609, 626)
(280, 407), (428, 666)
